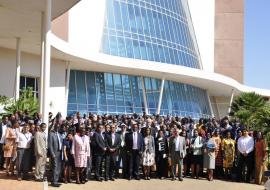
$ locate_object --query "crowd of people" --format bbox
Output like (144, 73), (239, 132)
(0, 111), (268, 187)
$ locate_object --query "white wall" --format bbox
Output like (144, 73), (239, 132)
(0, 47), (67, 117)
(188, 0), (215, 72)
(68, 0), (106, 54)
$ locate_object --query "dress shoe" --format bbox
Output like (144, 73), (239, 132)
(105, 178), (108, 181)
(51, 183), (61, 187)
(128, 176), (132, 180)
(110, 178), (115, 181)
(135, 176), (140, 180)
(178, 177), (183, 181)
(96, 177), (103, 182)
(171, 177), (176, 181)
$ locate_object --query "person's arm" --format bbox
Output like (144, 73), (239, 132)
(95, 134), (105, 150)
(63, 144), (68, 161)
(237, 138), (244, 154)
(34, 133), (42, 157)
(246, 137), (254, 154)
(48, 133), (55, 159)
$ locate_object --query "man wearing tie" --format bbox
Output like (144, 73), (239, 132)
(94, 124), (107, 181)
(105, 124), (121, 181)
(48, 124), (63, 187)
(125, 123), (143, 180)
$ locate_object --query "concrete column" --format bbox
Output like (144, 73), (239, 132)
(39, 12), (45, 114)
(15, 37), (21, 101)
(156, 78), (165, 115)
(206, 91), (214, 117)
(228, 89), (235, 115)
(141, 76), (149, 115)
(41, 0), (52, 126)
(65, 62), (71, 115)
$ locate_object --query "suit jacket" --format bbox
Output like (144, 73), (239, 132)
(48, 130), (63, 158)
(105, 132), (121, 155)
(34, 131), (47, 157)
(125, 131), (143, 153)
(169, 136), (186, 159)
(94, 132), (107, 155)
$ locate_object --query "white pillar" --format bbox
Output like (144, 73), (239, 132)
(156, 78), (165, 115)
(228, 89), (235, 115)
(39, 12), (45, 114)
(41, 0), (52, 126)
(141, 76), (149, 115)
(65, 62), (71, 115)
(15, 37), (21, 101)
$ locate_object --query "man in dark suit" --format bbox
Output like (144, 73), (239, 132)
(125, 123), (143, 180)
(0, 116), (9, 169)
(105, 124), (121, 181)
(94, 124), (107, 181)
(48, 124), (63, 187)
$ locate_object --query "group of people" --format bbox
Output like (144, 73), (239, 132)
(0, 111), (268, 187)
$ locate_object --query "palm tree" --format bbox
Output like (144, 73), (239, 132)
(4, 87), (39, 116)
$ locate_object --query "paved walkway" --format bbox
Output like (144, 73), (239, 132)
(0, 171), (44, 190)
(48, 178), (264, 190)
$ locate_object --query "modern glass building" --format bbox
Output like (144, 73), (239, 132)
(3, 0), (265, 123)
(67, 0), (211, 118)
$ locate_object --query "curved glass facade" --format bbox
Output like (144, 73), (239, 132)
(101, 0), (201, 68)
(67, 70), (211, 118)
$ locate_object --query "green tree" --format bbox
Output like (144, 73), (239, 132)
(4, 87), (39, 116)
(231, 92), (267, 128)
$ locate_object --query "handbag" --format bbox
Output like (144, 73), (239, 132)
(3, 144), (11, 151)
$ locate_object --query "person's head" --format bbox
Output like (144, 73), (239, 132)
(242, 128), (248, 137)
(22, 124), (30, 133)
(40, 123), (47, 132)
(257, 131), (263, 140)
(97, 124), (104, 133)
(2, 116), (8, 125)
(214, 129), (220, 137)
(80, 127), (86, 136)
(174, 128), (180, 136)
(105, 124), (110, 133)
(180, 130), (186, 137)
(132, 123), (138, 132)
(238, 130), (242, 137)
(110, 124), (116, 133)
(12, 121), (19, 129)
(207, 132), (211, 139)
(226, 131), (231, 139)
(158, 130), (164, 138)
(145, 127), (151, 136)
(194, 129), (199, 137)
(67, 132), (73, 140)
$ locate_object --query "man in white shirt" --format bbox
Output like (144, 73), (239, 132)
(237, 128), (254, 182)
(169, 128), (186, 181)
(0, 116), (9, 169)
(16, 124), (33, 180)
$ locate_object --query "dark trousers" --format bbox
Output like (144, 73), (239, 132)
(128, 149), (140, 178)
(105, 153), (117, 178)
(237, 152), (253, 182)
(0, 143), (4, 168)
(16, 148), (31, 178)
(95, 154), (104, 178)
(86, 156), (92, 179)
(51, 151), (62, 184)
(156, 152), (167, 178)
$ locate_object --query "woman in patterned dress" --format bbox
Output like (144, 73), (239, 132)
(222, 131), (235, 179)
(142, 127), (155, 180)
(212, 129), (223, 179)
(4, 121), (19, 175)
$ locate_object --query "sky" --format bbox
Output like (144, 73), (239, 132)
(244, 0), (270, 89)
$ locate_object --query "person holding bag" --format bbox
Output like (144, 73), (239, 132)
(4, 121), (19, 176)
